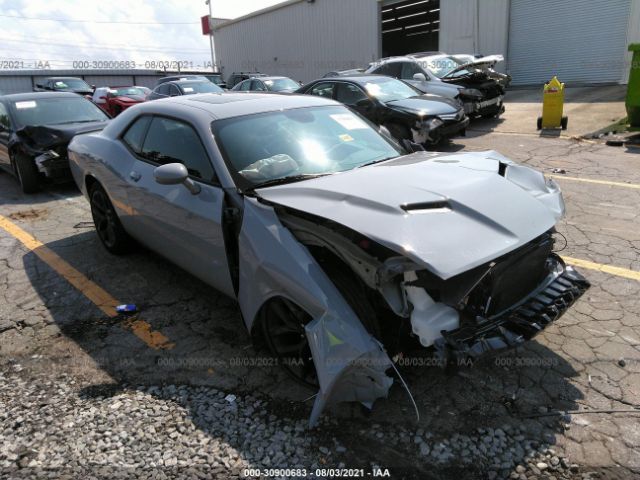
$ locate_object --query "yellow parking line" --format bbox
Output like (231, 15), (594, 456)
(549, 175), (640, 190)
(563, 256), (640, 282)
(0, 214), (174, 350)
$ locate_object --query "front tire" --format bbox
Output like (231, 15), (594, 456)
(261, 261), (381, 388)
(14, 153), (40, 193)
(89, 183), (133, 254)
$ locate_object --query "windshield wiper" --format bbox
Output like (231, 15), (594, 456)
(357, 156), (398, 169)
(251, 173), (330, 190)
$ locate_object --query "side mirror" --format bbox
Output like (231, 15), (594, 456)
(153, 163), (201, 195)
(413, 73), (427, 82)
(91, 85), (96, 90)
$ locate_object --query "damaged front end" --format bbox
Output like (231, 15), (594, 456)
(404, 232), (590, 363)
(15, 123), (106, 180)
(246, 150), (589, 425)
(411, 112), (469, 145)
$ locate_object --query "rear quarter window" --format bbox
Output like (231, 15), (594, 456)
(122, 116), (152, 154)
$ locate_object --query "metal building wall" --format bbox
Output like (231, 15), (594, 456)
(0, 70), (207, 94)
(439, 0), (509, 72)
(213, 0), (379, 83)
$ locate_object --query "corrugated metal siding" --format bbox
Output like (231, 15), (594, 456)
(213, 0), (379, 83)
(622, 0), (640, 83)
(440, 0), (509, 73)
(0, 76), (33, 95)
(439, 0), (476, 53)
(508, 0), (631, 85)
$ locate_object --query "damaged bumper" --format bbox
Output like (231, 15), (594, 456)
(34, 150), (71, 179)
(463, 95), (505, 117)
(434, 256), (590, 364)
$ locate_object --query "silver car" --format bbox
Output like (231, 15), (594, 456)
(68, 93), (589, 426)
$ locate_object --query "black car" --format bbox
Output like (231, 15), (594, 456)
(226, 72), (267, 89)
(33, 77), (94, 96)
(0, 92), (110, 193)
(147, 80), (224, 100)
(231, 76), (301, 93)
(298, 75), (469, 147)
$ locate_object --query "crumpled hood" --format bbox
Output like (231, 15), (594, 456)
(446, 55), (505, 77)
(386, 95), (461, 117)
(257, 150), (564, 279)
(16, 120), (110, 150)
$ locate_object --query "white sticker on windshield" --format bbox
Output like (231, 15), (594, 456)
(330, 113), (367, 130)
(183, 87), (194, 92)
(15, 101), (37, 109)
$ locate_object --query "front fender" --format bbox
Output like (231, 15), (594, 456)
(238, 198), (393, 427)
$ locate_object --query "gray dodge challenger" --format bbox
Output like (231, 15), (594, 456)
(68, 93), (589, 426)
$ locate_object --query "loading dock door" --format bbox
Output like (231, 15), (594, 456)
(381, 0), (440, 57)
(508, 0), (631, 85)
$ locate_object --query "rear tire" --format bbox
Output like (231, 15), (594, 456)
(89, 183), (133, 254)
(561, 116), (568, 130)
(14, 153), (40, 194)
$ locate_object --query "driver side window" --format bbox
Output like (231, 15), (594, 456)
(239, 80), (252, 91)
(401, 62), (426, 80)
(140, 117), (216, 183)
(334, 83), (368, 106)
(309, 82), (335, 98)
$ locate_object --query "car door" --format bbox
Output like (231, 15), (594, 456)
(334, 82), (377, 123)
(0, 102), (12, 169)
(123, 115), (234, 297)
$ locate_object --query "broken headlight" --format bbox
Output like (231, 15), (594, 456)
(459, 88), (483, 100)
(420, 117), (444, 131)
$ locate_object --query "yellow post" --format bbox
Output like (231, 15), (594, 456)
(538, 76), (568, 130)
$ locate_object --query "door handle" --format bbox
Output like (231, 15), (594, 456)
(129, 171), (141, 182)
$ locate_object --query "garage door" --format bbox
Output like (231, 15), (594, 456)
(508, 0), (630, 85)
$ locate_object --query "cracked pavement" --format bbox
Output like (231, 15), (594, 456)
(1, 130), (639, 479)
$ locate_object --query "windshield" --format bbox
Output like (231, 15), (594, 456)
(423, 56), (469, 78)
(266, 78), (300, 91)
(12, 97), (109, 127)
(52, 79), (92, 90)
(362, 77), (419, 102)
(212, 106), (402, 190)
(180, 82), (223, 94)
(112, 87), (145, 97)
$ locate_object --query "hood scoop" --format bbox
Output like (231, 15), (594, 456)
(401, 200), (451, 213)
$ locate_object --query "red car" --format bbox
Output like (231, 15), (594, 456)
(92, 86), (148, 116)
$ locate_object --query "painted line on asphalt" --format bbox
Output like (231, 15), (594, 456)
(563, 256), (640, 282)
(549, 175), (640, 190)
(0, 214), (174, 350)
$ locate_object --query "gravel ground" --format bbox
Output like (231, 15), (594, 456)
(0, 361), (619, 480)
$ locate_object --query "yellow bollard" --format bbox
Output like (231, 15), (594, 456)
(537, 76), (568, 130)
